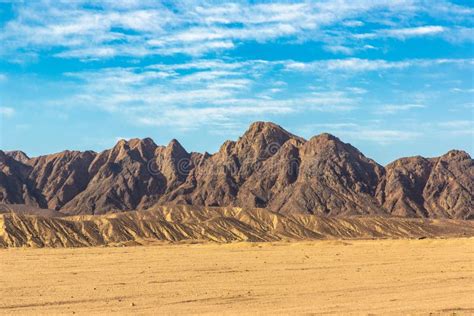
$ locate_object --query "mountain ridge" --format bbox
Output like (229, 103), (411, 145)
(1, 122), (472, 219)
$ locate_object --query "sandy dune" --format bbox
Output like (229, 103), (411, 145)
(1, 238), (473, 314)
(2, 205), (474, 248)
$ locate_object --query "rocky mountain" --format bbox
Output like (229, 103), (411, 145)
(0, 151), (45, 207)
(379, 150), (473, 219)
(5, 150), (30, 164)
(28, 150), (96, 211)
(1, 122), (472, 219)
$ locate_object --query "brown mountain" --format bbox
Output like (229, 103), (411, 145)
(0, 151), (45, 206)
(1, 122), (472, 219)
(379, 150), (473, 219)
(242, 133), (386, 216)
(61, 138), (159, 214)
(5, 150), (30, 164)
(27, 150), (96, 211)
(161, 122), (304, 207)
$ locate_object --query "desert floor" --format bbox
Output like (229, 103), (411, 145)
(1, 238), (473, 315)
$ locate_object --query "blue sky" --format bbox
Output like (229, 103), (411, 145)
(0, 0), (473, 164)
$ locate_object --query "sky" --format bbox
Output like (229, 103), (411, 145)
(0, 0), (473, 165)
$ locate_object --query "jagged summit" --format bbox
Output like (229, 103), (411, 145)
(441, 149), (471, 160)
(1, 121), (472, 219)
(127, 137), (157, 150)
(243, 121), (305, 143)
(166, 139), (188, 156)
(245, 121), (286, 135)
(5, 150), (30, 164)
(311, 132), (341, 142)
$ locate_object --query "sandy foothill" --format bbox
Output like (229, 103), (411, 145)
(1, 238), (473, 315)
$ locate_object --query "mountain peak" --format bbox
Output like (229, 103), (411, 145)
(304, 133), (343, 151)
(244, 121), (295, 139)
(240, 121), (305, 152)
(441, 150), (471, 161)
(247, 121), (280, 132)
(127, 137), (156, 148)
(311, 132), (341, 143)
(165, 139), (189, 159)
(5, 150), (30, 164)
(167, 138), (185, 151)
(109, 137), (157, 161)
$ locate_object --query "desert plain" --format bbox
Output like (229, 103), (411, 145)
(1, 238), (473, 315)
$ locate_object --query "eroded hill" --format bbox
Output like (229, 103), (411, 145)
(1, 205), (473, 248)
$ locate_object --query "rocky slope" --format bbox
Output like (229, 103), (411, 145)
(1, 122), (472, 219)
(1, 205), (473, 248)
(5, 150), (30, 164)
(378, 151), (473, 219)
(0, 151), (45, 207)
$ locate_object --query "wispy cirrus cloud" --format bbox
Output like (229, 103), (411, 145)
(301, 119), (474, 148)
(0, 107), (15, 118)
(376, 104), (426, 115)
(283, 58), (472, 72)
(437, 120), (474, 135)
(299, 122), (421, 145)
(19, 55), (471, 132)
(1, 1), (472, 60)
(52, 58), (364, 129)
(385, 25), (445, 38)
(355, 25), (446, 40)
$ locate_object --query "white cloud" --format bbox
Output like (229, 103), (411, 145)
(55, 47), (118, 60)
(326, 58), (410, 71)
(283, 58), (473, 72)
(323, 45), (354, 55)
(52, 58), (363, 130)
(301, 122), (420, 145)
(437, 120), (474, 136)
(1, 1), (472, 60)
(0, 107), (15, 118)
(376, 104), (426, 115)
(354, 25), (474, 43)
(442, 27), (474, 43)
(284, 58), (410, 72)
(346, 87), (367, 94)
(173, 70), (237, 84)
(25, 55), (472, 132)
(137, 104), (295, 130)
(438, 120), (473, 128)
(384, 25), (445, 38)
(342, 20), (364, 27)
(450, 88), (474, 93)
(303, 116), (474, 147)
(345, 129), (420, 144)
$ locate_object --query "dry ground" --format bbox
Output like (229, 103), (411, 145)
(1, 238), (473, 315)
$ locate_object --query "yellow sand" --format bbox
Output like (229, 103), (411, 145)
(1, 238), (473, 315)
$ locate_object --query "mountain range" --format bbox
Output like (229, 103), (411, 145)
(1, 122), (472, 219)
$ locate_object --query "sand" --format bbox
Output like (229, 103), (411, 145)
(1, 238), (473, 315)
